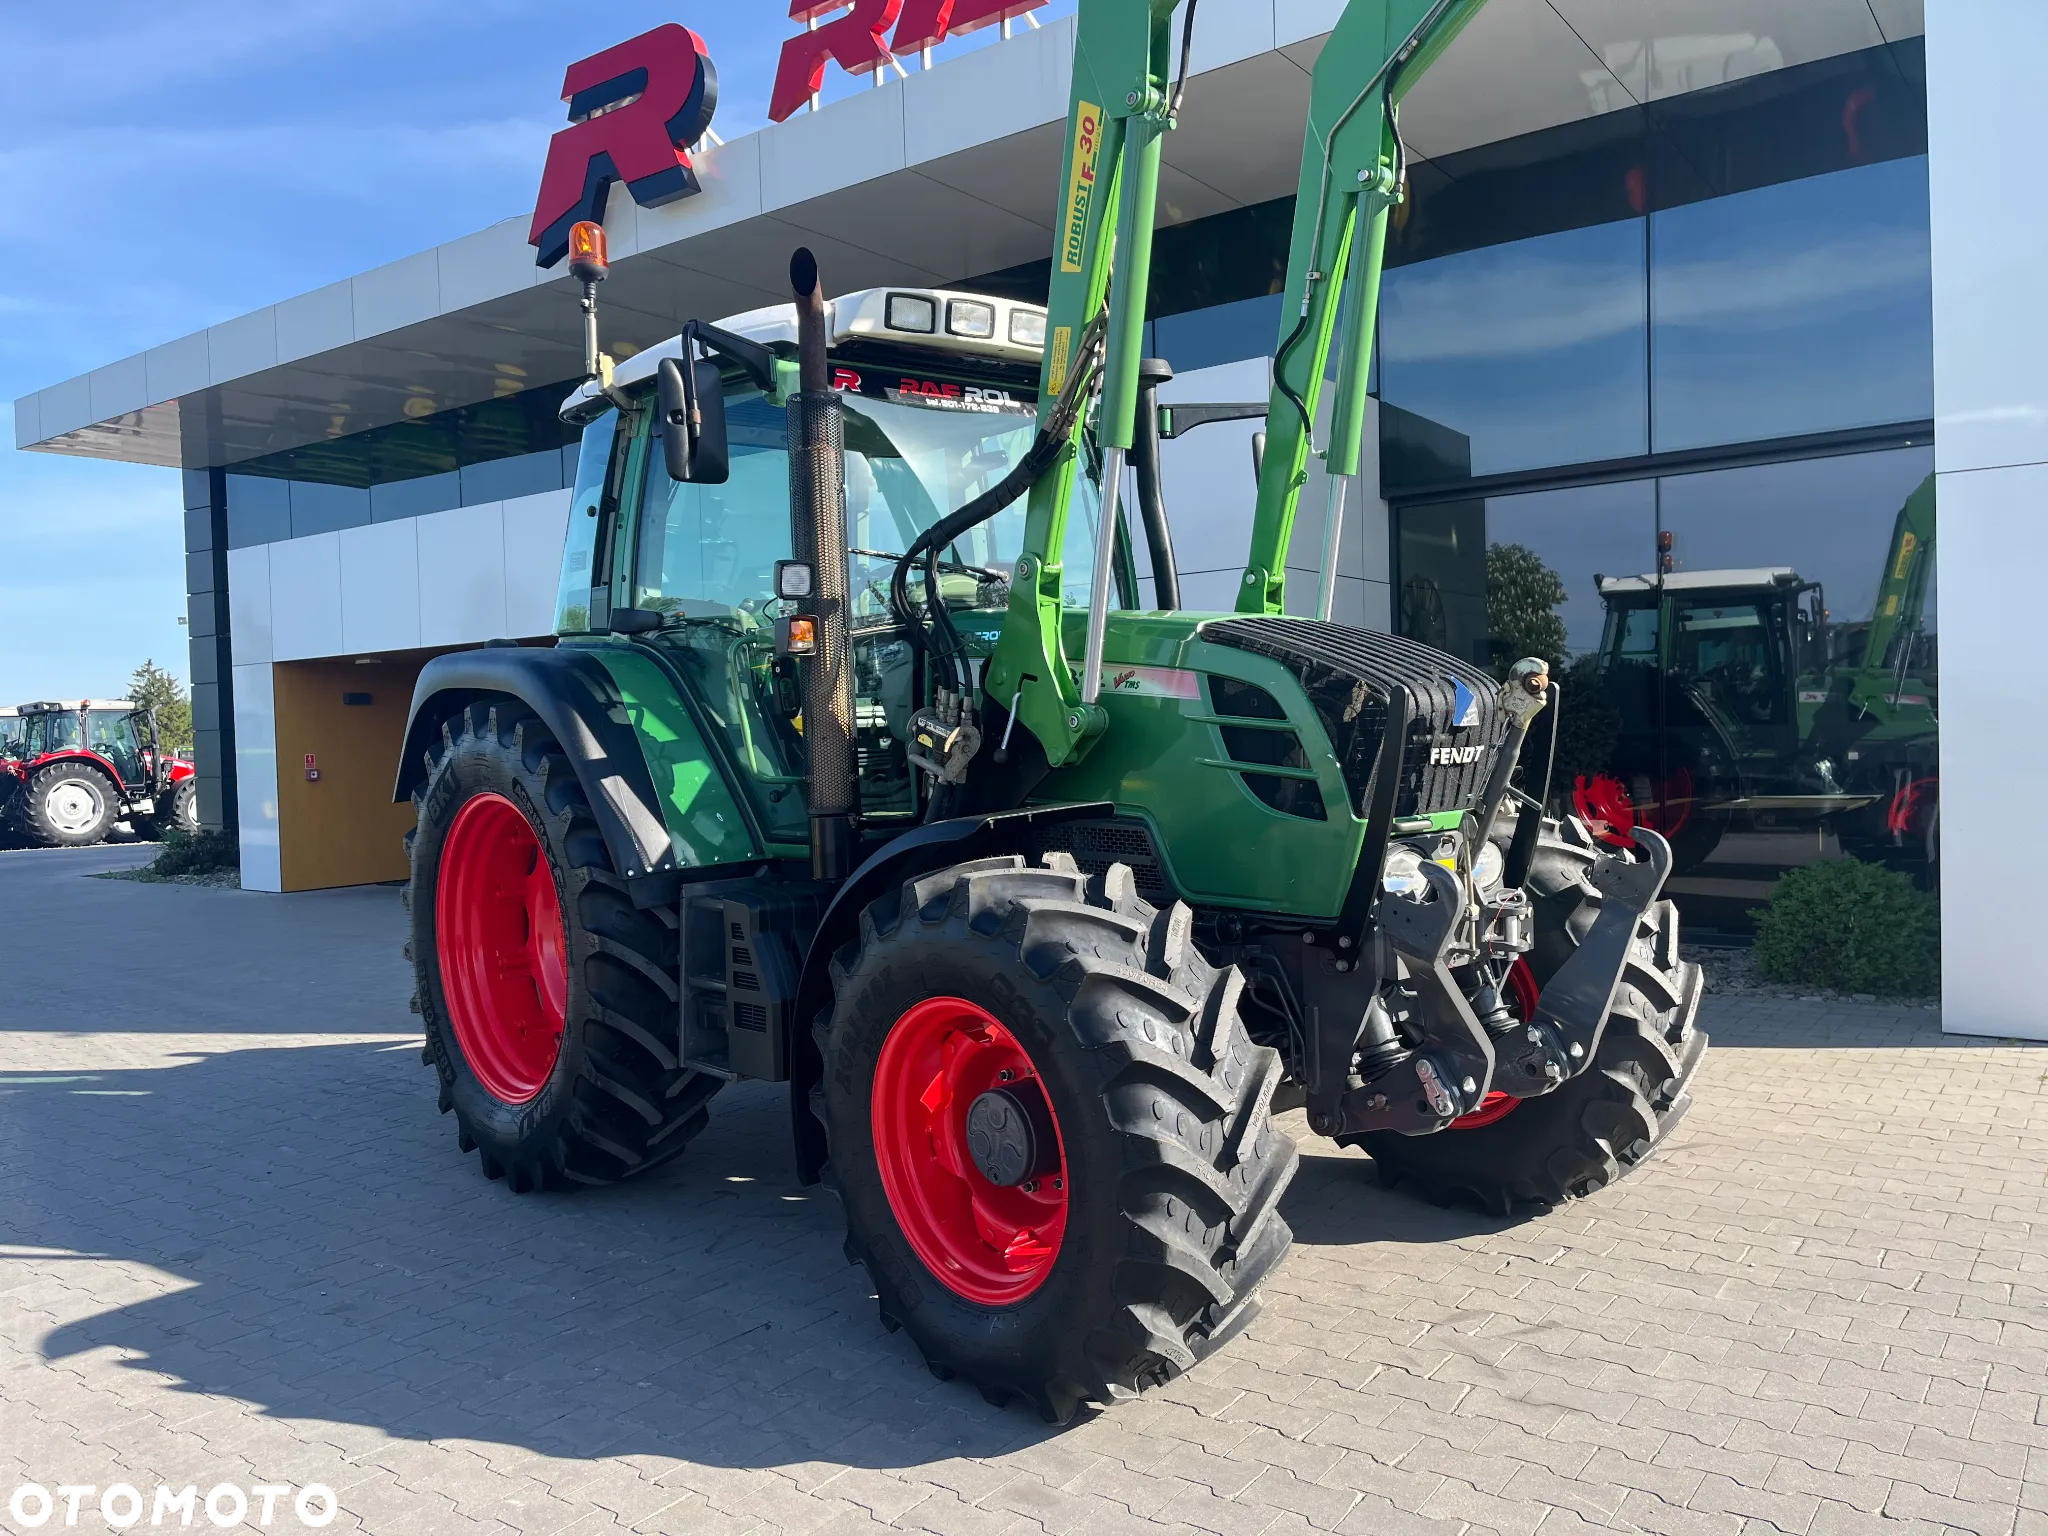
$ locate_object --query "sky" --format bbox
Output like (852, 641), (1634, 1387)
(0, 1), (1061, 704)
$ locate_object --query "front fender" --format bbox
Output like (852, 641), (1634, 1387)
(395, 645), (726, 908)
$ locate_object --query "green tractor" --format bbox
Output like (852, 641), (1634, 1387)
(1574, 477), (1938, 877)
(395, 0), (1705, 1420)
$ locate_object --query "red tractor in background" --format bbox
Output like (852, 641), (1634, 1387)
(0, 699), (198, 848)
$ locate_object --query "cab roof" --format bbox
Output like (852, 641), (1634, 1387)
(18, 699), (138, 712)
(1596, 568), (1801, 597)
(566, 285), (1047, 414)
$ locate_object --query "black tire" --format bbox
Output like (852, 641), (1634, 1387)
(406, 700), (721, 1192)
(22, 762), (117, 847)
(143, 777), (199, 840)
(1362, 816), (1708, 1214)
(817, 854), (1298, 1423)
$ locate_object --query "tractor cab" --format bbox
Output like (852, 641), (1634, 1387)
(554, 287), (1111, 842)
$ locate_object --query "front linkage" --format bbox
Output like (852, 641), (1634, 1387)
(1265, 660), (1682, 1146)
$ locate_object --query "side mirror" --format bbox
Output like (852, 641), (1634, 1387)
(658, 356), (729, 485)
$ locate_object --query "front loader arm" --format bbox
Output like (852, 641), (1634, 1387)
(984, 0), (1490, 769)
(1237, 0), (1489, 616)
(985, 0), (1178, 769)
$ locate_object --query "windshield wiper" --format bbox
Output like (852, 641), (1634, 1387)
(849, 547), (1007, 584)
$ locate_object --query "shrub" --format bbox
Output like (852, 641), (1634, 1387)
(1750, 857), (1939, 997)
(149, 826), (241, 880)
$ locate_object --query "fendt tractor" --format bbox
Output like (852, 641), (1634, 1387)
(0, 699), (198, 848)
(1575, 476), (1938, 878)
(394, 0), (1706, 1420)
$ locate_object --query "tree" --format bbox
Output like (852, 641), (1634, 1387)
(1485, 542), (1568, 680)
(129, 659), (193, 754)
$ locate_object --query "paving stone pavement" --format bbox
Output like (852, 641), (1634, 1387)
(3, 843), (2044, 1536)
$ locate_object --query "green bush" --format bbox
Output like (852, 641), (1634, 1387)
(149, 826), (240, 879)
(1750, 857), (1939, 997)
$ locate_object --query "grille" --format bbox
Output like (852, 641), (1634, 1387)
(1025, 817), (1175, 905)
(1199, 617), (1505, 819)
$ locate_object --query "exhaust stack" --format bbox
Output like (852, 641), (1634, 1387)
(786, 248), (859, 881)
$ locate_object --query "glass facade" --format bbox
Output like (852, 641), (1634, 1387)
(222, 381), (583, 548)
(1378, 38), (1936, 927)
(969, 35), (1938, 929)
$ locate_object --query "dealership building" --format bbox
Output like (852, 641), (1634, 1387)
(15, 0), (2044, 1037)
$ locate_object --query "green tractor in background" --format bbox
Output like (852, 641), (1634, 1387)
(1574, 477), (1938, 878)
(395, 0), (1706, 1420)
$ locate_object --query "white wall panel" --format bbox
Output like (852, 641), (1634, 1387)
(12, 391), (38, 450)
(267, 532), (344, 662)
(1927, 2), (2048, 1037)
(88, 356), (148, 421)
(338, 519), (422, 654)
(416, 503), (508, 645)
(1934, 461), (2048, 1039)
(141, 333), (210, 406)
(438, 220), (541, 315)
(1927, 2), (2048, 476)
(637, 135), (767, 251)
(503, 491), (573, 638)
(226, 544), (273, 666)
(209, 308), (279, 384)
(36, 375), (91, 438)
(232, 661), (281, 894)
(762, 83), (906, 212)
(904, 16), (1074, 166)
(351, 250), (441, 341)
(274, 281), (354, 365)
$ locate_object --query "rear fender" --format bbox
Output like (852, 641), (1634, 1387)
(395, 646), (698, 909)
(27, 749), (128, 794)
(787, 801), (1112, 1184)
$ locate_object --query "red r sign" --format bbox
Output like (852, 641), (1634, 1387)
(529, 24), (719, 268)
(769, 0), (1045, 121)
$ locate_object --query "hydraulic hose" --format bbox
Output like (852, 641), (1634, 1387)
(891, 308), (1108, 693)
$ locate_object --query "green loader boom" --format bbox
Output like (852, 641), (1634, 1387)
(988, 0), (1490, 770)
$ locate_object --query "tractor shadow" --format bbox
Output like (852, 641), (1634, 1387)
(1274, 1126), (1522, 1248)
(10, 1042), (1062, 1471)
(12, 1040), (1517, 1476)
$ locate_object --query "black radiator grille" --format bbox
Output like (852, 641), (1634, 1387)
(1024, 817), (1175, 905)
(1199, 617), (1506, 819)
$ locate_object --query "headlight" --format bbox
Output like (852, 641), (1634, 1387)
(1473, 840), (1504, 892)
(1382, 844), (1428, 898)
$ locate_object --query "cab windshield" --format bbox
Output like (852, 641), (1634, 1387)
(632, 389), (1103, 622)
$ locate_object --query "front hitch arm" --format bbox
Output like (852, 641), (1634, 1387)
(1494, 828), (1674, 1099)
(1308, 860), (1497, 1140)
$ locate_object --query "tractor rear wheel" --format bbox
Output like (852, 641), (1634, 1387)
(1360, 817), (1708, 1214)
(22, 762), (117, 847)
(406, 700), (721, 1192)
(817, 855), (1298, 1422)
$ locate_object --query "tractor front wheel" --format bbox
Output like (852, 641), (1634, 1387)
(143, 778), (199, 841)
(407, 700), (721, 1192)
(817, 855), (1298, 1422)
(22, 763), (117, 847)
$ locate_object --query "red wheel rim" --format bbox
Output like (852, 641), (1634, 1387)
(436, 792), (567, 1104)
(1452, 958), (1538, 1130)
(870, 997), (1069, 1305)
